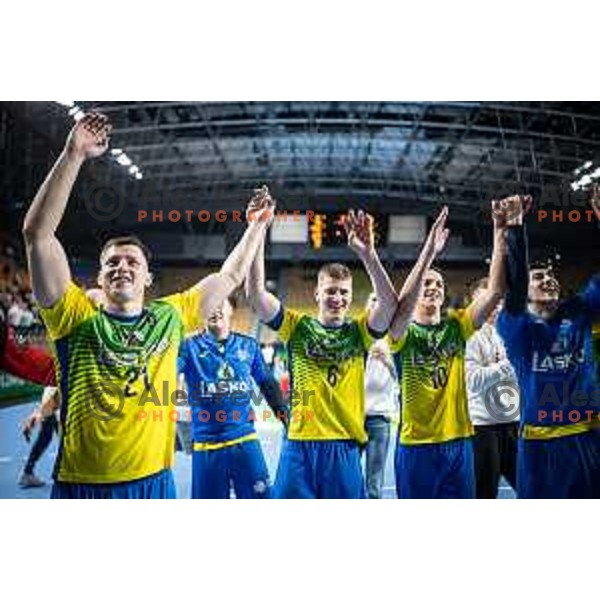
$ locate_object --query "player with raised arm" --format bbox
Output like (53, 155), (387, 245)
(497, 191), (600, 498)
(22, 113), (273, 499)
(179, 296), (287, 499)
(246, 205), (398, 498)
(389, 200), (511, 499)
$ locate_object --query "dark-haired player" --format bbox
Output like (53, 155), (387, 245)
(390, 201), (511, 499)
(497, 193), (600, 498)
(23, 113), (273, 499)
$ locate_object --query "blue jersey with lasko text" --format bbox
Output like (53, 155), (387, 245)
(178, 332), (272, 443)
(498, 301), (600, 426)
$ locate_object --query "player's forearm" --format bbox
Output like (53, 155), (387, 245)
(470, 226), (507, 327)
(199, 223), (269, 318)
(246, 235), (267, 304)
(260, 377), (288, 420)
(245, 233), (280, 322)
(487, 226), (507, 298)
(218, 220), (268, 291)
(22, 150), (84, 241)
(505, 225), (529, 314)
(390, 246), (435, 339)
(361, 250), (397, 332)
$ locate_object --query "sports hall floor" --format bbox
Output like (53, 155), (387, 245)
(0, 399), (516, 499)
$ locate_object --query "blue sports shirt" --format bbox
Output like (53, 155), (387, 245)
(179, 332), (279, 443)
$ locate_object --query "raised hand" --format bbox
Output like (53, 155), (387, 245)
(246, 185), (276, 225)
(492, 195), (532, 229)
(422, 206), (450, 263)
(65, 112), (112, 161)
(345, 209), (375, 258)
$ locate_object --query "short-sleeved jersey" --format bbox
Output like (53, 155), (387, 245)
(268, 307), (376, 444)
(178, 332), (271, 444)
(40, 282), (203, 484)
(497, 283), (600, 439)
(392, 309), (477, 446)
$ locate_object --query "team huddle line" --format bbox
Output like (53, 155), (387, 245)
(8, 111), (600, 499)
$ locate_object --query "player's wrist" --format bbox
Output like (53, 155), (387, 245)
(62, 146), (87, 166)
(358, 246), (378, 264)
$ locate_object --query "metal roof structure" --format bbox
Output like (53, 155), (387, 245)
(2, 101), (599, 261)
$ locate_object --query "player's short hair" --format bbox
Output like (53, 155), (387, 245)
(530, 260), (555, 273)
(428, 267), (445, 281)
(100, 236), (152, 265)
(318, 263), (352, 283)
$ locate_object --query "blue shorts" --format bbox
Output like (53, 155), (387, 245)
(51, 469), (177, 500)
(274, 440), (366, 499)
(395, 438), (475, 499)
(192, 439), (270, 499)
(518, 431), (600, 499)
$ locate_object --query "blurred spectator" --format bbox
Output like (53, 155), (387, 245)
(0, 239), (41, 331)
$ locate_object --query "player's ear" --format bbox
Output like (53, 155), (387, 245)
(146, 271), (154, 288)
(314, 286), (320, 304)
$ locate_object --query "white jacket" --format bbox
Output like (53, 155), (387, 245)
(365, 340), (400, 418)
(465, 323), (520, 426)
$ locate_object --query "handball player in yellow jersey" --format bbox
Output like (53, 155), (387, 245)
(246, 205), (398, 498)
(389, 201), (512, 498)
(23, 113), (274, 499)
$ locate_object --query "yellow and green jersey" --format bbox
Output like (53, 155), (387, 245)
(40, 282), (203, 484)
(270, 308), (376, 444)
(392, 309), (476, 446)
